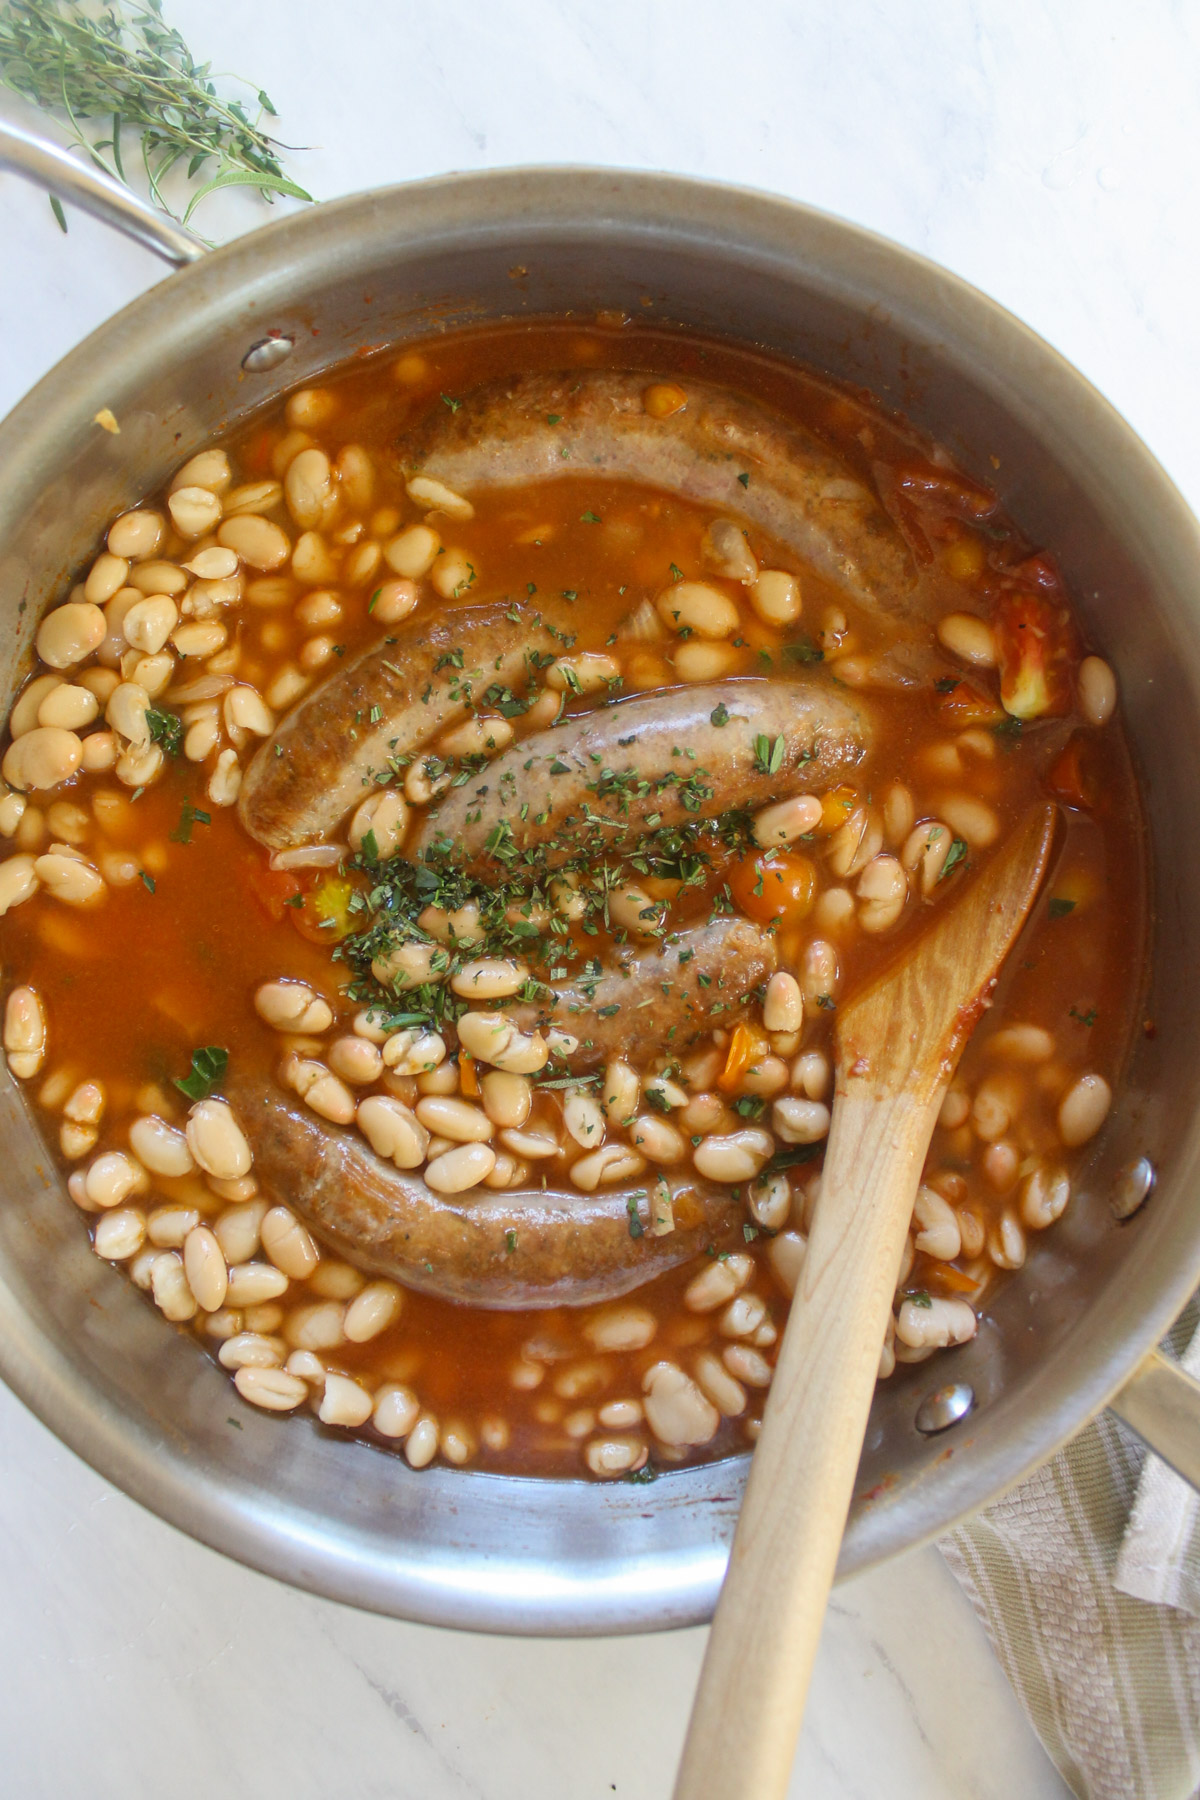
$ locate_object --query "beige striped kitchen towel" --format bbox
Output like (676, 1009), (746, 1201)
(941, 1307), (1200, 1800)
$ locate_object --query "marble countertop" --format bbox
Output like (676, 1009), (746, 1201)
(3, 3), (1195, 1793)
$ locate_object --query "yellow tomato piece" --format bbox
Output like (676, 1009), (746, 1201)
(717, 1021), (771, 1094)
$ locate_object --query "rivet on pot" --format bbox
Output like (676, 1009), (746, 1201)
(242, 334), (295, 374)
(915, 1381), (975, 1436)
(1112, 1155), (1156, 1221)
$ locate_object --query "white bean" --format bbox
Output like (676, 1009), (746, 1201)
(183, 1226), (228, 1312)
(384, 524), (440, 579)
(233, 1366), (307, 1411)
(3, 727), (83, 791)
(750, 569), (801, 626)
(344, 1281), (403, 1342)
(186, 1099), (252, 1180)
(685, 1253), (753, 1312)
(260, 1206), (320, 1279)
(107, 510), (164, 560)
(753, 795), (822, 849)
(37, 601), (106, 669)
(0, 855), (40, 917)
(349, 789), (410, 859)
(93, 1207), (146, 1261)
(254, 980), (333, 1035)
(656, 580), (739, 639)
(1058, 1073), (1112, 1147)
(643, 1363), (719, 1447)
(415, 1095), (493, 1143)
(1077, 655), (1116, 727)
(896, 1294), (977, 1349)
(405, 473), (474, 519)
(168, 486), (222, 538)
(693, 1129), (774, 1183)
(128, 1113), (195, 1176)
(425, 1142), (496, 1193)
(373, 1383), (421, 1438)
(450, 958), (529, 1000)
(936, 612), (997, 667)
(569, 1143), (647, 1191)
(318, 1374), (374, 1428)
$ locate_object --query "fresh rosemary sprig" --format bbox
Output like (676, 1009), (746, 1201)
(0, 0), (310, 228)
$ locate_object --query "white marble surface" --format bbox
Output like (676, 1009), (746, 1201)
(3, 2), (1197, 1793)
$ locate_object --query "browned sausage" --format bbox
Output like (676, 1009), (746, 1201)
(508, 914), (777, 1066)
(227, 1078), (742, 1308)
(413, 677), (868, 877)
(399, 370), (916, 619)
(238, 601), (565, 851)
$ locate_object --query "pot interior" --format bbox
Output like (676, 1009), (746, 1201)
(0, 170), (1197, 1632)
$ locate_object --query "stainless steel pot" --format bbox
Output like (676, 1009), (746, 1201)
(1, 120), (1198, 1635)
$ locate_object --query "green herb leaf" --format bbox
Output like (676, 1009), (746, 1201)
(505, 1228), (517, 1254)
(169, 798), (211, 845)
(1049, 897), (1076, 919)
(710, 702), (730, 728)
(174, 1045), (228, 1101)
(580, 510), (601, 524)
(139, 869), (155, 894)
(737, 471), (750, 488)
(935, 676), (960, 694)
(146, 707), (182, 756)
(753, 733), (785, 775)
(939, 837), (969, 881)
(626, 1193), (644, 1239)
(782, 636), (824, 665)
(669, 562), (684, 583)
(441, 393), (462, 411)
(49, 192), (67, 232)
(1069, 1004), (1098, 1027)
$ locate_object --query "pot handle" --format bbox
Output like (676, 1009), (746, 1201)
(0, 117), (205, 266)
(1108, 1349), (1200, 1491)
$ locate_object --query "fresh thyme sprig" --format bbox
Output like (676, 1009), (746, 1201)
(0, 0), (311, 229)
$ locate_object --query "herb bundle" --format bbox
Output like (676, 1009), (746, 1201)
(0, 0), (310, 228)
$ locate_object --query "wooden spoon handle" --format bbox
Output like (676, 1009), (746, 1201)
(673, 1077), (944, 1800)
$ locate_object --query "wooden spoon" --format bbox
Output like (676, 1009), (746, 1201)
(674, 802), (1057, 1800)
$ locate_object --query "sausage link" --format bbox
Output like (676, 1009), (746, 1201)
(227, 1078), (741, 1308)
(414, 678), (867, 876)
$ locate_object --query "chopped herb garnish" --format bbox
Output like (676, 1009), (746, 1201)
(993, 716), (1023, 741)
(139, 869), (155, 894)
(669, 562), (684, 583)
(169, 798), (211, 845)
(907, 1289), (933, 1309)
(546, 413), (562, 424)
(283, 892), (304, 908)
(1069, 1005), (1098, 1027)
(939, 837), (969, 881)
(737, 470), (750, 487)
(441, 393), (462, 411)
(1049, 897), (1076, 919)
(580, 510), (601, 524)
(626, 1194), (644, 1239)
(505, 1228), (517, 1254)
(174, 1045), (228, 1101)
(782, 636), (823, 665)
(146, 708), (182, 756)
(753, 733), (785, 776)
(710, 702), (730, 728)
(934, 676), (960, 694)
